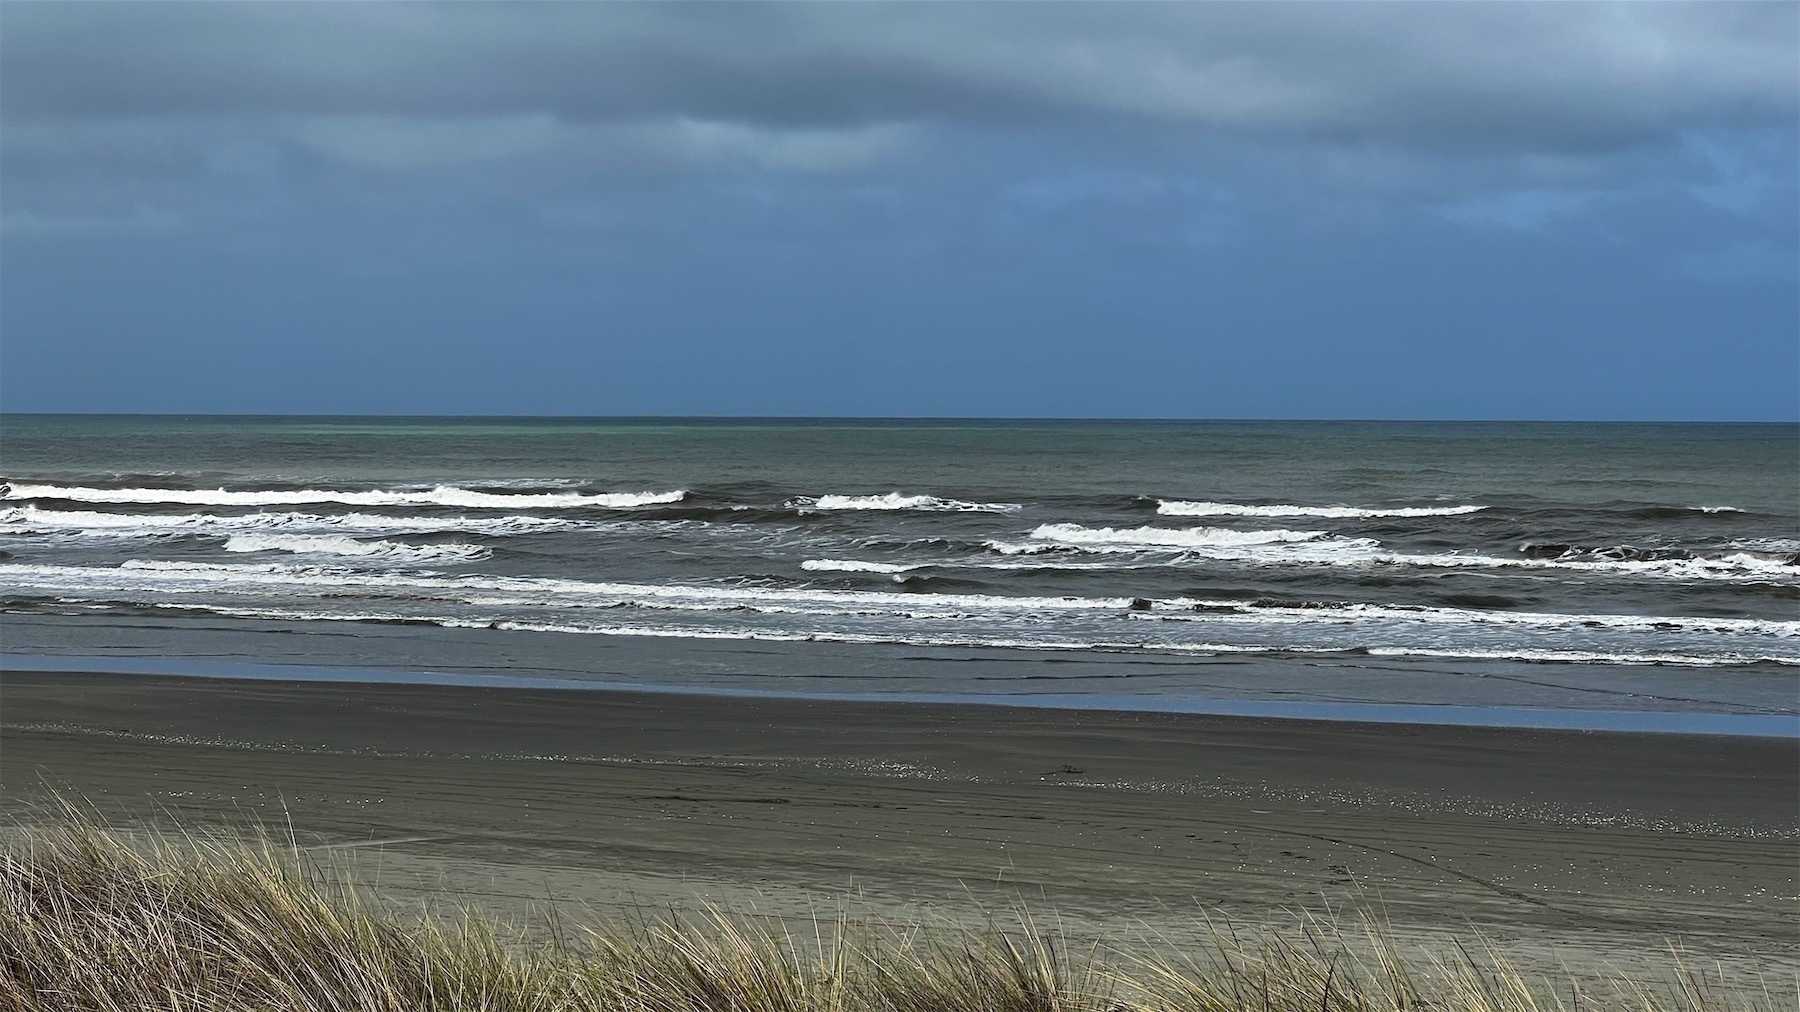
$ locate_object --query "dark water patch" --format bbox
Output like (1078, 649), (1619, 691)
(803, 571), (998, 593)
(1434, 593), (1530, 610)
(894, 574), (994, 592)
(637, 503), (794, 524)
(1175, 585), (1302, 602)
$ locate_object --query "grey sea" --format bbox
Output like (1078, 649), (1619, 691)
(3, 416), (1796, 734)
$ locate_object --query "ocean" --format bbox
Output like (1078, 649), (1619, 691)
(3, 416), (1796, 732)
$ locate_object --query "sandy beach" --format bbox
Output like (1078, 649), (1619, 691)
(2, 670), (1794, 981)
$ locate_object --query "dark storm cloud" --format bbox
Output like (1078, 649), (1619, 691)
(4, 1), (1794, 153)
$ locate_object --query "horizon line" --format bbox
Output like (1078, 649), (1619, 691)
(2, 411), (1796, 426)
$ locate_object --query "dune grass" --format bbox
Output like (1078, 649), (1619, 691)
(0, 811), (1781, 1012)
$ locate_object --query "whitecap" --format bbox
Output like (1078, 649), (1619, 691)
(1157, 500), (1484, 519)
(800, 559), (925, 574)
(222, 533), (489, 564)
(790, 493), (1019, 513)
(5, 560), (1130, 617)
(1029, 523), (1337, 550)
(1385, 549), (1798, 581)
(26, 595), (1800, 667)
(1154, 598), (1800, 638)
(0, 505), (578, 538)
(1730, 537), (1800, 554)
(995, 524), (1798, 582)
(0, 482), (685, 510)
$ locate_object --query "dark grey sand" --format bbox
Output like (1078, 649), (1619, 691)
(2, 671), (1795, 979)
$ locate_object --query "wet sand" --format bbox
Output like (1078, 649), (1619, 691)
(2, 670), (1795, 977)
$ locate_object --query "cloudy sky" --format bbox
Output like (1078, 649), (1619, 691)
(3, 1), (1795, 419)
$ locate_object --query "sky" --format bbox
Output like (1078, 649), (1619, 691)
(2, 1), (1796, 420)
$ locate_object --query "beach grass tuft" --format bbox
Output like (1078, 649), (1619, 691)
(0, 810), (1779, 1012)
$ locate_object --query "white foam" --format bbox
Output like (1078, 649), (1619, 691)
(223, 533), (489, 564)
(8, 559), (1797, 667)
(1384, 549), (1799, 582)
(34, 598), (1800, 667)
(790, 493), (1020, 513)
(0, 506), (577, 538)
(985, 540), (1136, 556)
(1028, 523), (1336, 550)
(0, 483), (685, 510)
(1157, 500), (1484, 519)
(1694, 506), (1745, 513)
(0, 560), (1130, 619)
(800, 559), (924, 574)
(992, 523), (1798, 583)
(1730, 537), (1800, 554)
(1155, 598), (1800, 639)
(1362, 645), (1798, 667)
(133, 602), (1261, 654)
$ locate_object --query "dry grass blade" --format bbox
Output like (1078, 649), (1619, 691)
(0, 811), (1787, 1012)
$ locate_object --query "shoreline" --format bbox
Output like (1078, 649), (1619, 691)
(2, 669), (1796, 979)
(6, 654), (1796, 738)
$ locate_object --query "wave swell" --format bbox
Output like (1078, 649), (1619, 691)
(800, 559), (924, 574)
(1, 506), (577, 538)
(1027, 523), (1337, 551)
(789, 493), (1019, 513)
(1, 483), (685, 511)
(222, 533), (489, 564)
(1157, 500), (1484, 519)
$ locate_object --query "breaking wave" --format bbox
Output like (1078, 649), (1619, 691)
(1157, 500), (1484, 519)
(0, 506), (578, 538)
(0, 560), (1131, 617)
(800, 559), (924, 574)
(222, 533), (489, 564)
(0, 482), (686, 510)
(981, 524), (1799, 583)
(1396, 548), (1798, 582)
(1152, 598), (1800, 638)
(789, 493), (1020, 513)
(6, 557), (1797, 668)
(1026, 523), (1338, 550)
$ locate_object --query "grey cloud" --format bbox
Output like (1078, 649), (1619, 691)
(4, 2), (1794, 154)
(289, 115), (916, 173)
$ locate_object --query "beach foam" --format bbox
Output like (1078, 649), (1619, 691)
(1, 560), (1132, 618)
(30, 596), (1800, 667)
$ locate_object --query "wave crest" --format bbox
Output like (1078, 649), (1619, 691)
(0, 506), (577, 538)
(1157, 500), (1484, 519)
(1028, 523), (1336, 551)
(222, 533), (488, 564)
(800, 559), (924, 574)
(789, 493), (1019, 513)
(1, 482), (685, 510)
